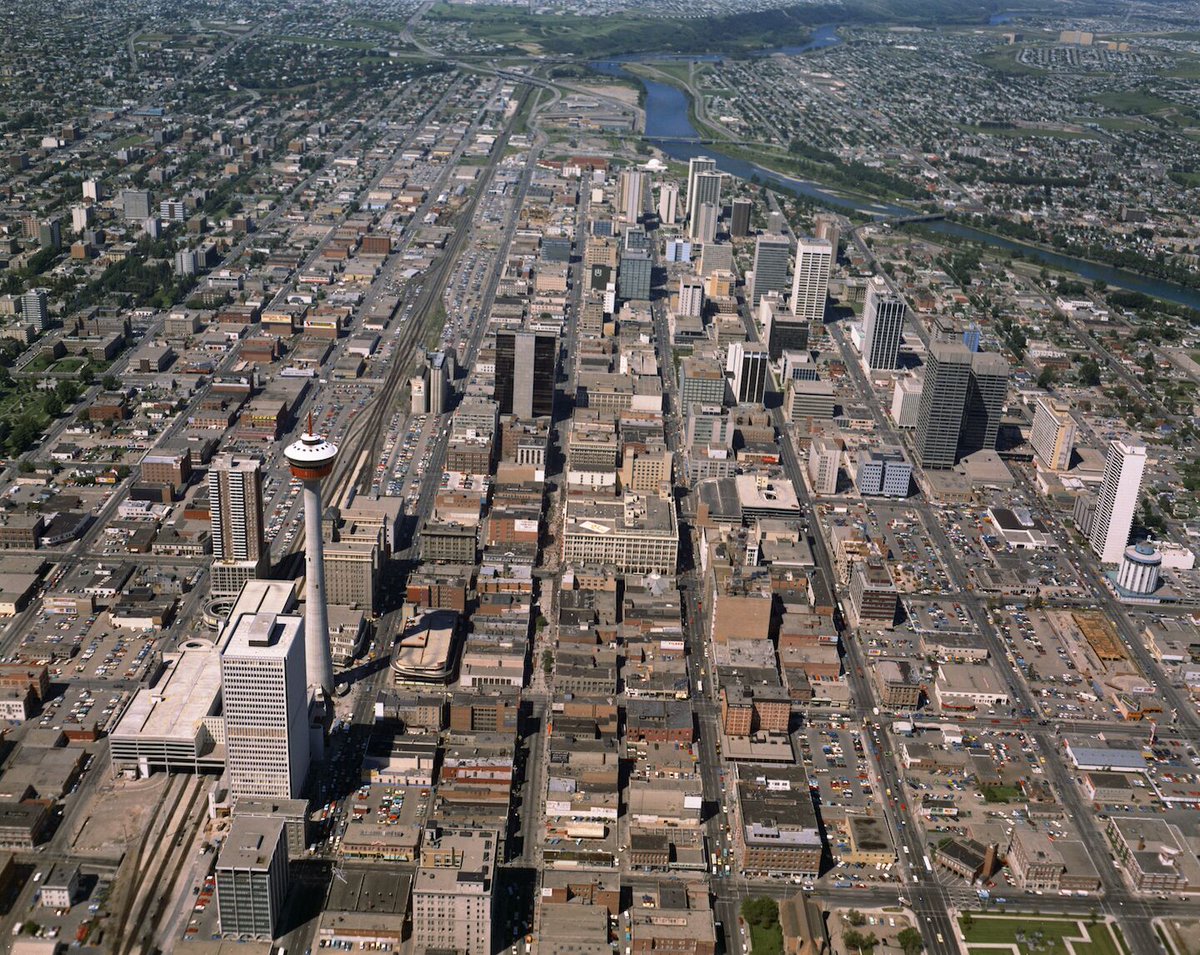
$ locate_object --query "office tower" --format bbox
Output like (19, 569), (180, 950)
(82, 179), (103, 203)
(686, 156), (716, 222)
(618, 168), (645, 225)
(704, 270), (733, 299)
(413, 827), (497, 955)
(221, 609), (309, 799)
(121, 189), (153, 220)
(160, 198), (187, 223)
(1089, 440), (1146, 564)
(677, 275), (704, 319)
(38, 218), (61, 250)
(686, 403), (734, 447)
(790, 238), (832, 327)
(411, 375), (428, 415)
(749, 233), (790, 306)
(698, 242), (733, 278)
(623, 225), (650, 252)
(658, 182), (678, 225)
(604, 282), (617, 314)
(1030, 397), (1076, 472)
(284, 418), (339, 693)
(494, 330), (556, 418)
(861, 275), (905, 371)
(731, 198), (752, 238)
(759, 292), (808, 360)
(664, 239), (691, 264)
(692, 201), (719, 244)
(174, 249), (198, 276)
(914, 341), (973, 470)
(679, 357), (728, 407)
(808, 437), (841, 495)
(20, 289), (48, 332)
(857, 449), (912, 498)
(813, 214), (840, 276)
(958, 352), (1009, 458)
(890, 376), (922, 429)
(427, 351), (449, 415)
(215, 815), (289, 940)
(209, 454), (268, 597)
(617, 248), (652, 302)
(324, 538), (380, 612)
(727, 342), (769, 405)
(963, 324), (982, 353)
(784, 378), (835, 421)
(585, 235), (619, 270)
(689, 171), (722, 227)
(70, 204), (91, 234)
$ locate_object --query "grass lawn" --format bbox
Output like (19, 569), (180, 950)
(975, 49), (1045, 76)
(981, 784), (1022, 802)
(1069, 115), (1148, 131)
(277, 35), (382, 50)
(959, 124), (1095, 140)
(749, 922), (783, 955)
(1091, 88), (1177, 115)
(647, 61), (694, 85)
(961, 916), (1127, 955)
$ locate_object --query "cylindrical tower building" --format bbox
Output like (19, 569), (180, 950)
(285, 415), (338, 694)
(1118, 541), (1161, 595)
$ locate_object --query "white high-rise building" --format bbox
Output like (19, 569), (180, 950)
(808, 436), (841, 495)
(1089, 440), (1146, 564)
(82, 179), (102, 203)
(221, 609), (309, 800)
(658, 182), (678, 225)
(1030, 396), (1077, 472)
(618, 169), (645, 225)
(686, 157), (716, 222)
(861, 275), (905, 371)
(791, 238), (832, 325)
(677, 275), (704, 319)
(208, 454), (268, 597)
(813, 214), (840, 276)
(692, 201), (719, 244)
(70, 204), (91, 235)
(688, 171), (722, 227)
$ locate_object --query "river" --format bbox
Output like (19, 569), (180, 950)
(590, 33), (1200, 311)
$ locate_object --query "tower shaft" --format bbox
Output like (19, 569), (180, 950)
(302, 480), (334, 693)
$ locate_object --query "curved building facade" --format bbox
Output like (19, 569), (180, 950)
(1118, 542), (1161, 595)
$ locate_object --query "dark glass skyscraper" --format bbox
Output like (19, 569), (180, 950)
(495, 330), (556, 418)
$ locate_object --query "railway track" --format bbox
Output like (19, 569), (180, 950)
(281, 83), (535, 559)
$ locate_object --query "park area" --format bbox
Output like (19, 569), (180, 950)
(958, 914), (1128, 955)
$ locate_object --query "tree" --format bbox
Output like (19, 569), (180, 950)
(1076, 357), (1101, 387)
(43, 394), (63, 418)
(740, 897), (779, 929)
(1036, 367), (1057, 390)
(898, 926), (924, 954)
(847, 909), (867, 927)
(102, 373), (120, 391)
(843, 928), (878, 952)
(961, 911), (974, 930)
(55, 380), (79, 405)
